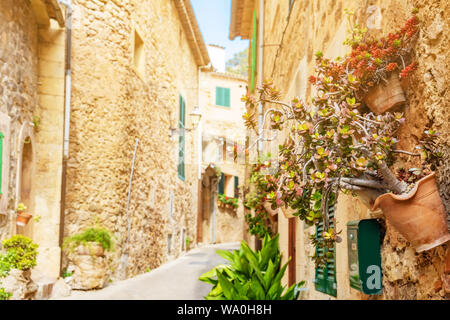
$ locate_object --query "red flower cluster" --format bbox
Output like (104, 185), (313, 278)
(386, 62), (398, 71)
(308, 75), (317, 84)
(401, 15), (419, 38)
(342, 15), (419, 86)
(400, 62), (417, 79)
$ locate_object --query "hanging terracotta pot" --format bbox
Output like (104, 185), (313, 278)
(364, 72), (406, 114)
(262, 201), (278, 217)
(280, 206), (296, 219)
(16, 212), (32, 227)
(372, 172), (450, 252)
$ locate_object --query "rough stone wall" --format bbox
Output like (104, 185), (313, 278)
(260, 0), (449, 299)
(0, 0), (39, 239)
(64, 0), (200, 279)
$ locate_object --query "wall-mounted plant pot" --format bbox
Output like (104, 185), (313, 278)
(372, 172), (450, 252)
(280, 206), (296, 219)
(364, 72), (406, 114)
(16, 212), (32, 227)
(262, 201), (278, 217)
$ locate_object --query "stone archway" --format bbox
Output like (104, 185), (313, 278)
(15, 122), (36, 238)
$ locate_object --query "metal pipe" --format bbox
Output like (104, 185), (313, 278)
(257, 0), (264, 155)
(124, 138), (139, 253)
(58, 0), (72, 274)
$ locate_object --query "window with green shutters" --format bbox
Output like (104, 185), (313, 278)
(216, 87), (230, 107)
(234, 176), (239, 198)
(178, 95), (186, 180)
(218, 173), (225, 195)
(250, 10), (257, 92)
(314, 205), (337, 297)
(0, 132), (3, 195)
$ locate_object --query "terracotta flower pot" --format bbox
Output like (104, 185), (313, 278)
(16, 212), (32, 227)
(280, 206), (296, 219)
(372, 173), (450, 252)
(262, 201), (278, 217)
(364, 72), (406, 114)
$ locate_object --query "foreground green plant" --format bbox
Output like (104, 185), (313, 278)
(0, 235), (38, 277)
(0, 287), (12, 300)
(199, 234), (305, 300)
(63, 227), (114, 253)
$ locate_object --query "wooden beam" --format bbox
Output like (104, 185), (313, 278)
(48, 0), (66, 28)
(30, 0), (50, 27)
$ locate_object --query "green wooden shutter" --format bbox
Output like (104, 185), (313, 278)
(224, 88), (230, 107)
(0, 132), (3, 195)
(216, 87), (230, 107)
(234, 176), (239, 198)
(216, 87), (222, 106)
(218, 173), (225, 195)
(314, 205), (337, 297)
(250, 10), (257, 92)
(178, 95), (185, 180)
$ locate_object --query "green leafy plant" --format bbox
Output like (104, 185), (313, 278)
(217, 194), (239, 209)
(0, 235), (38, 277)
(32, 115), (40, 130)
(185, 236), (191, 249)
(0, 287), (12, 300)
(61, 269), (73, 278)
(16, 203), (27, 212)
(199, 234), (305, 300)
(63, 227), (114, 253)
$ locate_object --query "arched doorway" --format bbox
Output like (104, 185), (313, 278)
(15, 122), (35, 238)
(18, 138), (33, 237)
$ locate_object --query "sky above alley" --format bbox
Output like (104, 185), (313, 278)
(191, 0), (249, 61)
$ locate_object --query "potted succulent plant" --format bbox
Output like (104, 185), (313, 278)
(15, 203), (32, 227)
(342, 11), (419, 114)
(242, 13), (449, 256)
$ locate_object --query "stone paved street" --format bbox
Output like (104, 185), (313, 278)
(56, 242), (240, 300)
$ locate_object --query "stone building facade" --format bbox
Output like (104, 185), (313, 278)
(63, 0), (210, 280)
(0, 0), (210, 292)
(199, 45), (247, 245)
(0, 0), (66, 285)
(230, 0), (449, 299)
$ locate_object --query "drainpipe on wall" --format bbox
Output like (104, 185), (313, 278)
(257, 0), (264, 155)
(58, 0), (72, 274)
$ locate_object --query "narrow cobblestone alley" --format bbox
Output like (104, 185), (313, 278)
(56, 243), (240, 300)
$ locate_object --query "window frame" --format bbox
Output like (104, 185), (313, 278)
(215, 86), (231, 107)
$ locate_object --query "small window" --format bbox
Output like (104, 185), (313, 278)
(133, 29), (145, 78)
(218, 172), (225, 195)
(216, 87), (230, 107)
(234, 176), (239, 198)
(167, 234), (173, 255)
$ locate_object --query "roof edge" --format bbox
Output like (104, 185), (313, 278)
(175, 0), (211, 67)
